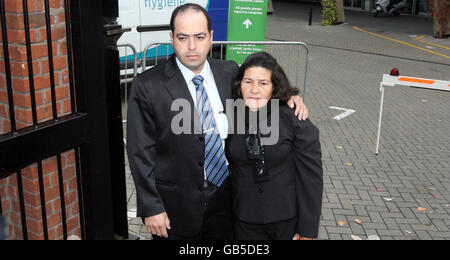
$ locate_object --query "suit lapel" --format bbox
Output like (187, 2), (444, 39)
(163, 56), (202, 134)
(208, 57), (229, 109)
(165, 56), (231, 110)
(163, 56), (195, 105)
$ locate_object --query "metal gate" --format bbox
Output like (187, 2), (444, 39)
(0, 0), (128, 240)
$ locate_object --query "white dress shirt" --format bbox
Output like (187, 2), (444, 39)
(176, 58), (229, 179)
(175, 58), (229, 142)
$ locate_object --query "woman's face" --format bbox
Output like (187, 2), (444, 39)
(241, 66), (273, 111)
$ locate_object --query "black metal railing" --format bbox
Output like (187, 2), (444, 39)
(0, 0), (128, 240)
(0, 0), (86, 240)
(0, 0), (15, 134)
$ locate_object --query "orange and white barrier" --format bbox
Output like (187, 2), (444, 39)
(381, 74), (450, 91)
(376, 73), (450, 154)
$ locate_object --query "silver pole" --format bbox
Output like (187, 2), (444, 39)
(376, 83), (385, 155)
(303, 45), (310, 102)
(125, 46), (128, 123)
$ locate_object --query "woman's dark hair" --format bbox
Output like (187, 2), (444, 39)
(170, 3), (212, 33)
(233, 52), (299, 102)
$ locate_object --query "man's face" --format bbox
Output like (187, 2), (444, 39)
(170, 9), (213, 74)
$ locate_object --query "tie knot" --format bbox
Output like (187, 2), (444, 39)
(192, 75), (204, 86)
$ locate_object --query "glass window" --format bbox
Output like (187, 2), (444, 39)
(343, 0), (363, 8)
(353, 0), (362, 8)
(418, 0), (428, 13)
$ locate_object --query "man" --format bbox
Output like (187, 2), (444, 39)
(127, 3), (308, 240)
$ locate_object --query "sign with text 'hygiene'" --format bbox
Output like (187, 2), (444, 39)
(226, 0), (268, 64)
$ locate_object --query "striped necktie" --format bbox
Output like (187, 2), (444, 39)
(192, 75), (229, 187)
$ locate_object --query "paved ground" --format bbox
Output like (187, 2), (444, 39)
(126, 1), (450, 240)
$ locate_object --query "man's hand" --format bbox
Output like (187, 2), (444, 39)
(293, 234), (314, 240)
(144, 212), (171, 238)
(287, 95), (308, 121)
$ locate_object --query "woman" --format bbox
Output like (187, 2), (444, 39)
(226, 52), (323, 240)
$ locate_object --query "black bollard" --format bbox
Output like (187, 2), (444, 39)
(309, 8), (313, 26)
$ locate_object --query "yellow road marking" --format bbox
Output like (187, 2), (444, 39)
(415, 39), (450, 51)
(413, 35), (426, 40)
(413, 35), (450, 50)
(352, 26), (450, 59)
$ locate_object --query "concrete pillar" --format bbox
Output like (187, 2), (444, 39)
(336, 0), (345, 23)
(268, 0), (274, 14)
(432, 0), (450, 38)
(365, 0), (372, 11)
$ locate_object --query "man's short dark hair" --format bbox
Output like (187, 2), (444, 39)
(170, 3), (212, 33)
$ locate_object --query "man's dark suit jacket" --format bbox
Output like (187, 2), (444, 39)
(127, 55), (238, 237)
(226, 105), (323, 238)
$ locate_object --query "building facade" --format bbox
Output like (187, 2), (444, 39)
(301, 0), (430, 15)
(344, 0), (429, 15)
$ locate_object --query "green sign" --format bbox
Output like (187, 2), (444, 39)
(226, 0), (268, 65)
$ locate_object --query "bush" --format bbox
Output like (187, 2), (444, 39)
(322, 0), (338, 26)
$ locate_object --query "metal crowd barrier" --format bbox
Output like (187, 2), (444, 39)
(118, 44), (138, 146)
(141, 41), (310, 101)
(120, 41), (311, 130)
(118, 44), (138, 127)
(118, 44), (138, 83)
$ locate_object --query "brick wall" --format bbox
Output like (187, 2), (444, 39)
(0, 0), (81, 240)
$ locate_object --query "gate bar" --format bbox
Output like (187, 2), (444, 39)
(0, 114), (89, 176)
(0, 0), (16, 133)
(56, 155), (68, 239)
(44, 0), (58, 120)
(64, 0), (76, 113)
(22, 0), (38, 126)
(16, 170), (28, 240)
(37, 161), (49, 240)
(73, 148), (85, 240)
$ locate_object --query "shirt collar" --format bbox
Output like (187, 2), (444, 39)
(176, 57), (212, 86)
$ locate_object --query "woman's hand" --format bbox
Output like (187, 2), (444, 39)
(293, 234), (314, 240)
(287, 95), (309, 121)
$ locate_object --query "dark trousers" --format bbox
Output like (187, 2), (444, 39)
(154, 180), (234, 240)
(234, 217), (297, 240)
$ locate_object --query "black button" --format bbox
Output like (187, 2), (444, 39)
(198, 161), (204, 167)
(199, 181), (209, 191)
(199, 136), (204, 142)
